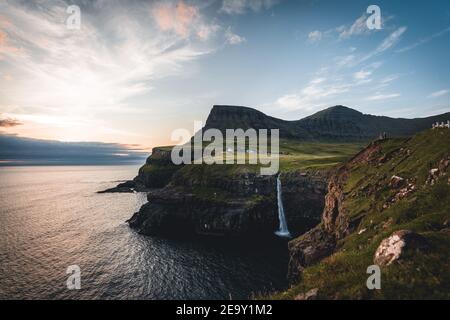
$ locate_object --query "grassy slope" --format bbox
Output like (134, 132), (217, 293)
(279, 139), (365, 171)
(140, 139), (365, 174)
(273, 129), (450, 299)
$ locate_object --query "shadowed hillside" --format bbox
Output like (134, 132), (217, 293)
(204, 105), (450, 141)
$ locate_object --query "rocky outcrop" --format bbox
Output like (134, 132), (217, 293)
(294, 288), (319, 300)
(322, 141), (382, 239)
(280, 171), (328, 236)
(278, 129), (450, 299)
(426, 156), (450, 185)
(127, 168), (327, 239)
(98, 180), (144, 193)
(128, 187), (278, 238)
(287, 225), (335, 283)
(374, 230), (428, 266)
(170, 169), (276, 197)
(287, 141), (384, 282)
(98, 146), (181, 193)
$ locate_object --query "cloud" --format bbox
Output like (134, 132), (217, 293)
(225, 27), (246, 45)
(377, 27), (407, 52)
(396, 27), (450, 53)
(0, 133), (147, 165)
(197, 23), (221, 41)
(0, 27), (20, 57)
(0, 29), (5, 45)
(354, 70), (371, 80)
(274, 60), (385, 111)
(429, 90), (448, 98)
(360, 26), (407, 62)
(335, 54), (356, 67)
(338, 15), (369, 39)
(275, 77), (353, 110)
(366, 93), (400, 101)
(380, 74), (400, 84)
(152, 1), (211, 39)
(353, 61), (382, 81)
(0, 0), (220, 143)
(307, 30), (322, 43)
(220, 0), (279, 15)
(0, 116), (22, 127)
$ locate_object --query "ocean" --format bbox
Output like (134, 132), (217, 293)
(0, 166), (288, 299)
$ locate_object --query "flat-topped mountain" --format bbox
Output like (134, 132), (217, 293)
(204, 105), (450, 141)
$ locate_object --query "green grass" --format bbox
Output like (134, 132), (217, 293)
(145, 138), (365, 175)
(272, 129), (450, 300)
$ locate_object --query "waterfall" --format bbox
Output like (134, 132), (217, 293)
(275, 175), (291, 238)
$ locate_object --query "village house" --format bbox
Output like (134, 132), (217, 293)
(432, 120), (450, 129)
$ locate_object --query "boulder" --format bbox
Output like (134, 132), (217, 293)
(389, 175), (405, 188)
(374, 230), (427, 266)
(294, 288), (319, 300)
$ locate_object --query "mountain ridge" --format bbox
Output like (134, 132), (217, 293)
(204, 105), (450, 141)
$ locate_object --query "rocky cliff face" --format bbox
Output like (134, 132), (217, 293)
(280, 171), (328, 236)
(283, 129), (450, 299)
(287, 141), (384, 282)
(128, 166), (328, 239)
(133, 147), (181, 189)
(98, 147), (181, 193)
(128, 187), (278, 238)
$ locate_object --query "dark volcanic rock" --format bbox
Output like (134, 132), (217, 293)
(287, 225), (335, 283)
(98, 180), (139, 193)
(127, 168), (327, 239)
(280, 171), (328, 237)
(128, 187), (278, 238)
(99, 146), (181, 193)
(287, 141), (385, 283)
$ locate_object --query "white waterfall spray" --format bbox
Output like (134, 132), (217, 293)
(275, 175), (291, 238)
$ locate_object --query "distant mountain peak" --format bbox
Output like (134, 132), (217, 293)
(306, 105), (363, 120)
(202, 104), (449, 142)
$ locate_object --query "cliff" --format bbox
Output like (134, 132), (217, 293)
(101, 104), (449, 194)
(279, 128), (450, 299)
(98, 146), (180, 193)
(127, 164), (328, 239)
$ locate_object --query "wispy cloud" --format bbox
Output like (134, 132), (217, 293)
(366, 93), (401, 101)
(0, 0), (226, 144)
(275, 75), (369, 111)
(380, 74), (400, 84)
(396, 26), (450, 53)
(338, 14), (370, 39)
(0, 115), (22, 127)
(152, 1), (220, 41)
(360, 26), (407, 62)
(225, 27), (246, 45)
(312, 12), (385, 43)
(0, 25), (20, 58)
(220, 0), (279, 15)
(152, 1), (199, 38)
(354, 70), (372, 80)
(307, 30), (322, 43)
(429, 89), (448, 98)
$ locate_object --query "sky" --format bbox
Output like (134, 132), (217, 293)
(1, 0), (450, 153)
